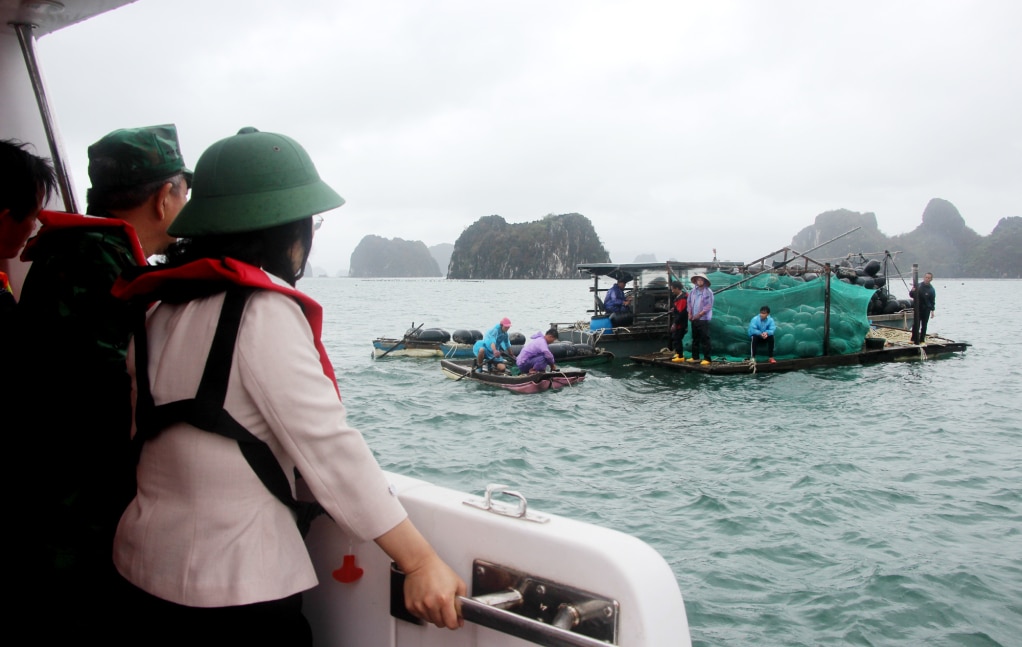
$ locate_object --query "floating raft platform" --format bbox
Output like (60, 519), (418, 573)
(373, 337), (615, 365)
(631, 329), (967, 375)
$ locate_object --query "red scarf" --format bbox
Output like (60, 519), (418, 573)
(112, 257), (340, 398)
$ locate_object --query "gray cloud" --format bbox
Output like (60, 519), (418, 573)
(37, 0), (1021, 273)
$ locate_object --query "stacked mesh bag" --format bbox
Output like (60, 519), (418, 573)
(685, 271), (874, 361)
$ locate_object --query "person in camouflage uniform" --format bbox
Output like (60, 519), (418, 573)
(12, 125), (190, 637)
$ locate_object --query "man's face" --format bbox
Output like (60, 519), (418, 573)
(694, 277), (705, 287)
(760, 311), (769, 320)
(151, 175), (190, 255)
(0, 187), (43, 259)
(923, 273), (933, 284)
(163, 175), (190, 232)
(545, 334), (557, 344)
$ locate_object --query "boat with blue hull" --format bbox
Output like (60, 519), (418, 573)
(372, 336), (477, 359)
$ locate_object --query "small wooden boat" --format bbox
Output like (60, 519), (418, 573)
(441, 359), (587, 393)
(372, 337), (476, 359)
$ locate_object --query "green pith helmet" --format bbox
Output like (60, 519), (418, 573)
(168, 127), (344, 237)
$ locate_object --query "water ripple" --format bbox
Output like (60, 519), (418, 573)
(302, 278), (1022, 647)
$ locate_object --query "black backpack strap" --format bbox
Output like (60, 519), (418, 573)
(133, 287), (326, 536)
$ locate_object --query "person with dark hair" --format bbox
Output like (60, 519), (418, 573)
(909, 272), (936, 344)
(604, 277), (632, 314)
(18, 124), (191, 363)
(0, 139), (57, 260)
(669, 280), (688, 360)
(1, 139), (57, 322)
(748, 305), (777, 363)
(517, 328), (561, 374)
(12, 125), (191, 636)
(109, 128), (464, 642)
(687, 273), (714, 364)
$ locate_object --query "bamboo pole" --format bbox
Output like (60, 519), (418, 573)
(824, 263), (832, 356)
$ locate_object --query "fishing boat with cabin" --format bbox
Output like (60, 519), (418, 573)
(553, 260), (743, 357)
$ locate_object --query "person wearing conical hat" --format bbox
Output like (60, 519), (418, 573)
(687, 273), (714, 364)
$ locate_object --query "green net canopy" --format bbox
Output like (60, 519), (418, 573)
(688, 272), (874, 361)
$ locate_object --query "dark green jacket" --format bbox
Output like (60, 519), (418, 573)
(13, 211), (147, 579)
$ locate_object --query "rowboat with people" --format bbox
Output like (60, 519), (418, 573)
(440, 359), (587, 393)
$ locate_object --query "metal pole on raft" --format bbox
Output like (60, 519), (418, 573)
(910, 263), (921, 343)
(666, 261), (674, 345)
(824, 263), (832, 356)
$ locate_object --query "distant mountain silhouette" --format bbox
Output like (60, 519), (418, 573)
(353, 198), (1016, 280)
(788, 199), (1018, 278)
(348, 235), (442, 277)
(429, 243), (454, 276)
(447, 213), (610, 279)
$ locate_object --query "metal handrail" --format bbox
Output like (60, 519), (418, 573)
(459, 596), (614, 647)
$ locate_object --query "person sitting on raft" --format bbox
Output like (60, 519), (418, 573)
(516, 328), (561, 374)
(474, 317), (515, 372)
(748, 305), (777, 363)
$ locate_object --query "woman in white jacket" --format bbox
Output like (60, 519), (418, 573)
(113, 128), (463, 643)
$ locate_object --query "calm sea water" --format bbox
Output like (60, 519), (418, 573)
(303, 277), (1021, 647)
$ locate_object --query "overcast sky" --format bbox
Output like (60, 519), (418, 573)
(36, 0), (1020, 274)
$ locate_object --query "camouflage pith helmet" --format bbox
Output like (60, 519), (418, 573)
(168, 127), (344, 237)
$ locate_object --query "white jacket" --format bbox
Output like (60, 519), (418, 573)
(114, 279), (406, 607)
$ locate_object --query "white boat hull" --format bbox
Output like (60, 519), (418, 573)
(303, 473), (691, 646)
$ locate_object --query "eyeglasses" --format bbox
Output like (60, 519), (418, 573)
(313, 215), (323, 231)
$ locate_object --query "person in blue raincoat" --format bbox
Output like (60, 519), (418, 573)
(603, 278), (632, 314)
(473, 317), (515, 372)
